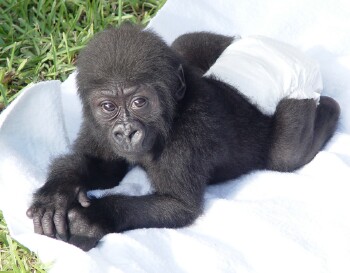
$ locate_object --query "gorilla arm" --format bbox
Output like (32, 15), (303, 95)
(26, 129), (128, 241)
(65, 141), (207, 251)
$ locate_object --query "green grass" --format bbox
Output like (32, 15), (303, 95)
(0, 0), (166, 111)
(0, 211), (48, 272)
(0, 0), (166, 271)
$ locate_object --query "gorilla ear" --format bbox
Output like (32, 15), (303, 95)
(175, 65), (186, 101)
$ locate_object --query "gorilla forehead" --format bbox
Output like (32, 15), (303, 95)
(76, 24), (180, 89)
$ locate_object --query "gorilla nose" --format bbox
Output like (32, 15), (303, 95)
(113, 124), (141, 144)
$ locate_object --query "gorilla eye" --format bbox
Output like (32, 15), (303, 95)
(132, 98), (147, 108)
(101, 101), (117, 113)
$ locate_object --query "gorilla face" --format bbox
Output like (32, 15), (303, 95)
(76, 25), (186, 162)
(88, 83), (162, 159)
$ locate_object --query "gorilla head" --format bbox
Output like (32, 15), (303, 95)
(76, 25), (186, 160)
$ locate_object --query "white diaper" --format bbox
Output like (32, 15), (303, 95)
(204, 36), (322, 116)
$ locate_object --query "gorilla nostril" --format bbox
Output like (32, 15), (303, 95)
(113, 123), (142, 145)
(114, 131), (123, 141)
(114, 129), (139, 143)
(128, 130), (138, 140)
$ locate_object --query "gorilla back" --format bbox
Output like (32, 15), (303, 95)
(26, 24), (340, 251)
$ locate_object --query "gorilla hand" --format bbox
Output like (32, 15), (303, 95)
(26, 184), (90, 241)
(26, 146), (127, 245)
(66, 200), (114, 251)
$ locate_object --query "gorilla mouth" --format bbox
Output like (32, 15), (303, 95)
(115, 141), (145, 155)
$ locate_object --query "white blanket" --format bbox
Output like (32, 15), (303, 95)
(1, 0), (350, 272)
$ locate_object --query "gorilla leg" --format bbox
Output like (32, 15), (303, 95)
(267, 96), (340, 171)
(171, 32), (234, 74)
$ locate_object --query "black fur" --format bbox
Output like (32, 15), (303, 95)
(171, 32), (235, 75)
(27, 24), (340, 251)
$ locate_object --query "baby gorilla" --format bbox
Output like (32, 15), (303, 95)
(27, 24), (340, 251)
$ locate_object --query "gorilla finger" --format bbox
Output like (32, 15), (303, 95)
(54, 209), (68, 241)
(41, 210), (56, 237)
(77, 190), (91, 207)
(27, 204), (43, 219)
(26, 207), (34, 218)
(33, 211), (44, 235)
